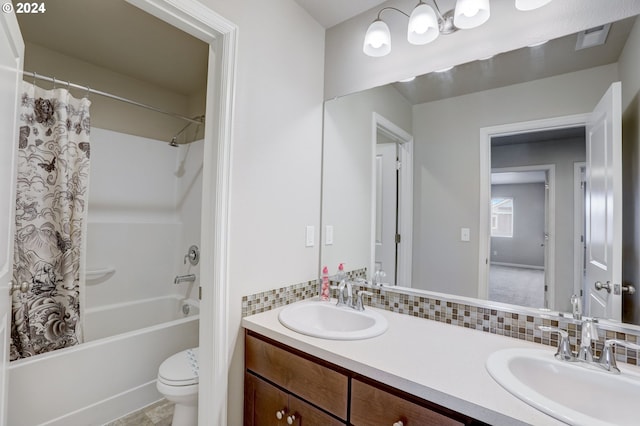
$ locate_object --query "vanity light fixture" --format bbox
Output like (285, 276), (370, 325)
(363, 0), (553, 57)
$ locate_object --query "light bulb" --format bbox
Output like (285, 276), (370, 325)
(407, 3), (439, 45)
(454, 0), (490, 29)
(363, 20), (391, 57)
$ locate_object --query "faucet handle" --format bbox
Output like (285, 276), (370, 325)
(539, 326), (575, 361)
(330, 285), (347, 306)
(598, 339), (640, 373)
(354, 290), (373, 311)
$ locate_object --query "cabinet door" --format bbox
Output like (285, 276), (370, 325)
(246, 334), (348, 419)
(351, 379), (464, 426)
(288, 393), (345, 426)
(245, 373), (288, 426)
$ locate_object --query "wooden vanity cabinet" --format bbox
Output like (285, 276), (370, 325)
(245, 373), (345, 426)
(245, 332), (348, 425)
(244, 331), (486, 426)
(350, 379), (465, 426)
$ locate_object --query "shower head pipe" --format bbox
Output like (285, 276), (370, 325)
(169, 115), (205, 146)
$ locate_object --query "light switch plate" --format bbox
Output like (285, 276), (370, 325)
(461, 227), (470, 242)
(325, 225), (334, 245)
(305, 225), (315, 247)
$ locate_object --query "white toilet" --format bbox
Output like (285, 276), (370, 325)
(157, 348), (199, 426)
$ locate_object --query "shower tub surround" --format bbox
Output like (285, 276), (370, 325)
(8, 295), (199, 426)
(242, 270), (640, 366)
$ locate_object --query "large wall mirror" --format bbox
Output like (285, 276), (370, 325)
(321, 15), (640, 325)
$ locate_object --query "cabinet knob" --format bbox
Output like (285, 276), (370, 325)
(393, 421), (404, 426)
(275, 409), (285, 420)
(286, 414), (297, 425)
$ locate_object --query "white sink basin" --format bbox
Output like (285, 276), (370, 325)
(278, 299), (388, 340)
(486, 348), (640, 426)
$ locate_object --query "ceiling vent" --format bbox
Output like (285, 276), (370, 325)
(575, 23), (611, 50)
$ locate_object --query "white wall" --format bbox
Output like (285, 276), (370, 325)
(23, 42), (202, 143)
(85, 128), (202, 309)
(619, 16), (640, 323)
(411, 64), (619, 302)
(194, 1), (326, 423)
(324, 0), (640, 99)
(322, 84), (412, 275)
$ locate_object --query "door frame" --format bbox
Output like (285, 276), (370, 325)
(573, 162), (586, 299)
(371, 113), (413, 287)
(0, 9), (24, 425)
(489, 165), (555, 309)
(126, 1), (237, 424)
(478, 113), (589, 304)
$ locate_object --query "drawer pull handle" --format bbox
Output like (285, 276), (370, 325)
(275, 409), (285, 420)
(286, 414), (297, 425)
(393, 421), (404, 426)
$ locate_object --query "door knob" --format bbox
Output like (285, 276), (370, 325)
(594, 281), (612, 293)
(623, 284), (636, 295)
(275, 409), (285, 420)
(286, 414), (297, 425)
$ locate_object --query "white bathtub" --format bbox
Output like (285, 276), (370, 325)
(8, 295), (199, 426)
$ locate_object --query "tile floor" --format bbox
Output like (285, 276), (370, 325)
(105, 399), (174, 426)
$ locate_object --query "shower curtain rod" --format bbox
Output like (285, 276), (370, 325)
(23, 70), (204, 125)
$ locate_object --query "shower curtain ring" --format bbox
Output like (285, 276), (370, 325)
(32, 71), (37, 85)
(67, 80), (71, 91)
(53, 76), (56, 89)
(85, 86), (90, 99)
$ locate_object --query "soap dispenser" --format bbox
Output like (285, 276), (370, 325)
(320, 266), (330, 301)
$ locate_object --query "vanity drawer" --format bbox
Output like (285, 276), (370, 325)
(245, 333), (348, 419)
(350, 379), (464, 426)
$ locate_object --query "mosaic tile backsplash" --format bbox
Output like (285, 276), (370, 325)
(241, 269), (639, 365)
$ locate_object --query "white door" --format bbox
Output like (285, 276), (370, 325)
(584, 82), (622, 321)
(375, 143), (397, 284)
(0, 10), (24, 425)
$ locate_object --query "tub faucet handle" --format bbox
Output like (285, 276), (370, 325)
(183, 245), (200, 266)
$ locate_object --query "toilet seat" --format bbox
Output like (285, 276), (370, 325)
(158, 348), (199, 387)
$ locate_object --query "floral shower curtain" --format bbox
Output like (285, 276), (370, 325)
(10, 81), (91, 360)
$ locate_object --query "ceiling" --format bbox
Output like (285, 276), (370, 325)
(294, 0), (388, 28)
(391, 16), (635, 105)
(13, 0), (208, 96)
(13, 1), (638, 110)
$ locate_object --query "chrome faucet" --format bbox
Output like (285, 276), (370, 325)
(174, 274), (196, 284)
(571, 294), (582, 320)
(540, 319), (640, 374)
(331, 280), (372, 311)
(577, 319), (598, 362)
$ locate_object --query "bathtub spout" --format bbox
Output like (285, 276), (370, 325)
(174, 274), (196, 285)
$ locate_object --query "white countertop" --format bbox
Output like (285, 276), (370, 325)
(242, 300), (568, 426)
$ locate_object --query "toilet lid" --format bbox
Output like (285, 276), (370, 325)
(158, 348), (199, 386)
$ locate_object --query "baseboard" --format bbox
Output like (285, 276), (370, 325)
(490, 262), (544, 271)
(40, 380), (162, 426)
